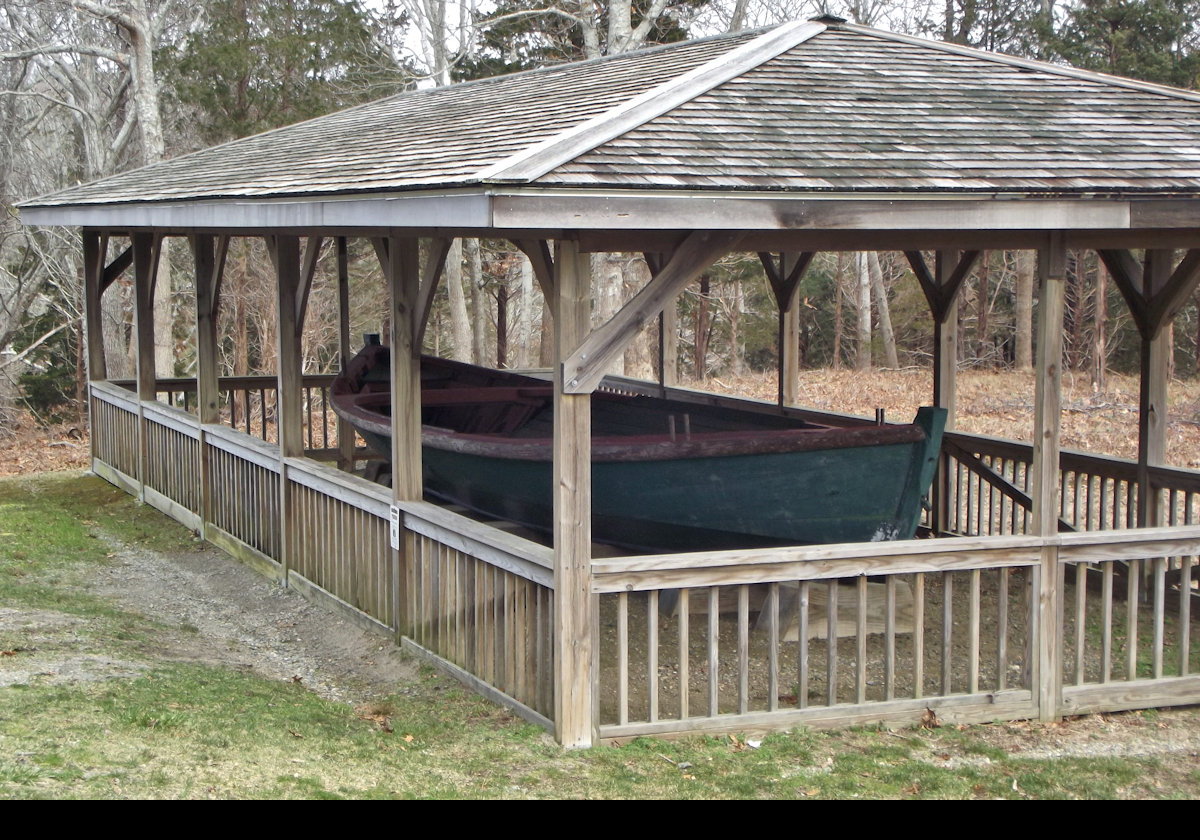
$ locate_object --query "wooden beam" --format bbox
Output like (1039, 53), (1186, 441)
(192, 235), (225, 426)
(296, 236), (324, 329)
(552, 239), (595, 748)
(562, 231), (742, 394)
(905, 250), (980, 323)
(413, 237), (453, 349)
(513, 238), (555, 300)
(759, 252), (815, 407)
(1098, 248), (1152, 336)
(273, 235), (304, 460)
(1032, 233), (1066, 723)
(1138, 250), (1173, 529)
(336, 237), (355, 472)
(388, 236), (422, 500)
(82, 232), (107, 382)
(1146, 249), (1200, 338)
(100, 245), (133, 295)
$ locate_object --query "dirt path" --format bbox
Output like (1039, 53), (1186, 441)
(85, 539), (418, 705)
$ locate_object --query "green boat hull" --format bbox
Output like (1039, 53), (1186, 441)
(422, 406), (945, 553)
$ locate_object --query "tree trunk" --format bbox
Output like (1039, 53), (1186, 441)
(1015, 249), (1035, 369)
(868, 252), (898, 368)
(466, 238), (488, 366)
(833, 252), (845, 371)
(1093, 259), (1108, 390)
(444, 239), (470, 361)
(514, 251), (534, 369)
(694, 274), (710, 381)
(855, 252), (872, 371)
(496, 284), (508, 369)
(977, 250), (990, 362)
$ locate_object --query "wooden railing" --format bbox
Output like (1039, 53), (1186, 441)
(88, 376), (1200, 742)
(398, 503), (556, 723)
(112, 375), (343, 453)
(940, 431), (1200, 537)
(285, 458), (393, 628)
(1058, 529), (1200, 714)
(592, 536), (1042, 737)
(88, 378), (555, 728)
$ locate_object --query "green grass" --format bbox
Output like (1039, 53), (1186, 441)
(2, 471), (1199, 799)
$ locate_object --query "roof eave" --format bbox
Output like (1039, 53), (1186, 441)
(18, 187), (1200, 236)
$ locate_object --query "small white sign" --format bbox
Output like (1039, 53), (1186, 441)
(389, 504), (401, 550)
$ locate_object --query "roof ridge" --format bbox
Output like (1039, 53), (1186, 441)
(474, 19), (827, 184)
(836, 21), (1200, 104)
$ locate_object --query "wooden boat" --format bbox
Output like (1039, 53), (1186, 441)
(331, 341), (947, 553)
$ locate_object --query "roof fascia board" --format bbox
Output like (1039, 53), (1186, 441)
(18, 192), (494, 231)
(841, 22), (1200, 105)
(475, 19), (827, 184)
(490, 192), (1164, 231)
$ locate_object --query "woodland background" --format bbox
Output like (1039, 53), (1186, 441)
(3, 0), (1200, 447)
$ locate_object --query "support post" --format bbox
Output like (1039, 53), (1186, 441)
(132, 232), (159, 501)
(1032, 234), (1066, 722)
(388, 236), (423, 640)
(194, 234), (226, 538)
(1137, 250), (1172, 529)
(931, 252), (958, 535)
(553, 239), (595, 748)
(82, 232), (106, 472)
(273, 235), (303, 585)
(336, 237), (355, 471)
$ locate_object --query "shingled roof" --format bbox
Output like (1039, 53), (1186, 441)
(20, 17), (1200, 233)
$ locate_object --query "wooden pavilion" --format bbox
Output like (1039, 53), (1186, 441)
(19, 17), (1200, 746)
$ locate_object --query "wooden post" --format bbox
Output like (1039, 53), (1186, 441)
(132, 232), (159, 501)
(781, 291), (801, 407)
(194, 234), (226, 538)
(553, 239), (595, 748)
(658, 302), (678, 390)
(82, 232), (107, 382)
(931, 252), (958, 536)
(336, 237), (355, 472)
(388, 236), (423, 640)
(82, 232), (106, 472)
(931, 252), (958, 427)
(1032, 234), (1066, 722)
(646, 252), (678, 390)
(273, 235), (303, 585)
(1137, 250), (1172, 530)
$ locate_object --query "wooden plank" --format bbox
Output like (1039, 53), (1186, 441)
(798, 581), (809, 708)
(648, 590), (659, 723)
(599, 689), (1038, 742)
(708, 587), (719, 716)
(552, 239), (595, 748)
(678, 588), (690, 719)
(562, 231), (742, 394)
(399, 638), (554, 735)
(1062, 675), (1200, 717)
(856, 576), (867, 704)
(618, 592), (629, 726)
(738, 584), (749, 715)
(414, 237), (453, 349)
(1138, 250), (1172, 529)
(591, 537), (1043, 593)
